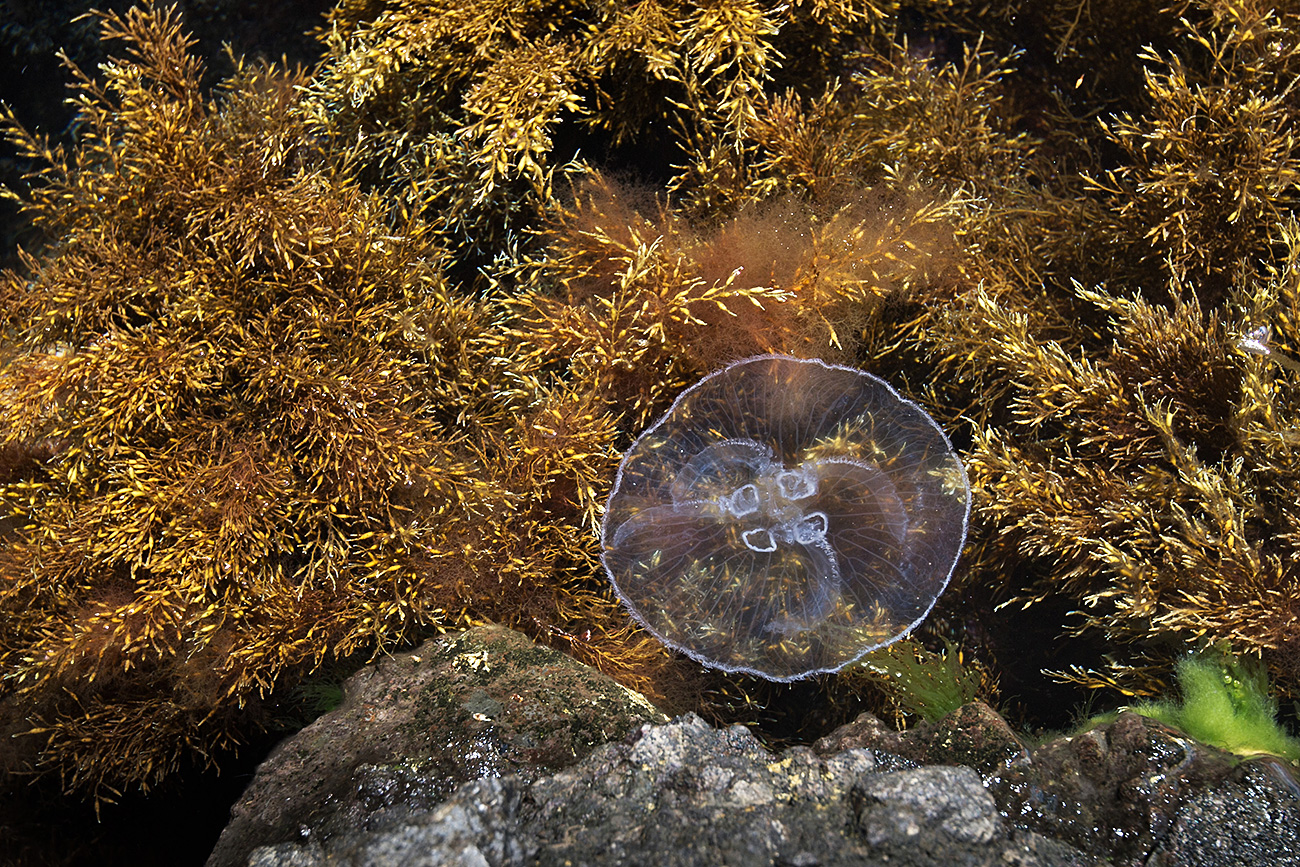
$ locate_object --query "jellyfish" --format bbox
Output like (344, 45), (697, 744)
(601, 354), (970, 681)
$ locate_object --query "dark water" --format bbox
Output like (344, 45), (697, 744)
(1, 731), (281, 867)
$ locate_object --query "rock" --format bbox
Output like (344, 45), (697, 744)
(817, 701), (1300, 866)
(207, 624), (667, 867)
(853, 766), (1001, 846)
(246, 713), (1104, 867)
(215, 646), (1299, 867)
(987, 711), (1241, 865)
(815, 700), (1029, 774)
(1148, 757), (1300, 866)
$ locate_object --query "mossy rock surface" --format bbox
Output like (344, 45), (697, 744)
(814, 700), (1028, 775)
(206, 624), (667, 867)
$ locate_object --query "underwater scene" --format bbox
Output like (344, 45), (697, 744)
(2, 0), (1300, 862)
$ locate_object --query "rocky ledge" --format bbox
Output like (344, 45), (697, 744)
(209, 626), (1300, 867)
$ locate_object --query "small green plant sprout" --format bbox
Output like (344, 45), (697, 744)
(1130, 646), (1300, 763)
(1236, 324), (1300, 373)
(849, 637), (983, 724)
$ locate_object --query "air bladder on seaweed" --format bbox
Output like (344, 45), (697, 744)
(601, 355), (970, 681)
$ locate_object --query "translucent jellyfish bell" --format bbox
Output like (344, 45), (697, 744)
(601, 355), (970, 681)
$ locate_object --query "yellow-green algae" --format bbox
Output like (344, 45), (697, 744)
(1129, 647), (1300, 763)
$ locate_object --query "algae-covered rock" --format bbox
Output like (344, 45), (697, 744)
(207, 624), (666, 867)
(814, 700), (1029, 776)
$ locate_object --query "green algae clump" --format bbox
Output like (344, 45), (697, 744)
(848, 637), (985, 725)
(1131, 649), (1300, 764)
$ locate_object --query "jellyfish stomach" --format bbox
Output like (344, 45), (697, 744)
(710, 459), (843, 636)
(611, 449), (871, 640)
(759, 535), (842, 638)
(669, 438), (774, 504)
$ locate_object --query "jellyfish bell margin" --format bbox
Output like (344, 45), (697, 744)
(600, 354), (971, 682)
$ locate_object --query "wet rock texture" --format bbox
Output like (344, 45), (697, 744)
(213, 627), (1300, 867)
(1147, 759), (1300, 867)
(988, 710), (1238, 862)
(814, 699), (1029, 774)
(826, 704), (1300, 867)
(246, 713), (1100, 867)
(206, 625), (666, 867)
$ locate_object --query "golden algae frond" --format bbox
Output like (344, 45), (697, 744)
(0, 4), (659, 799)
